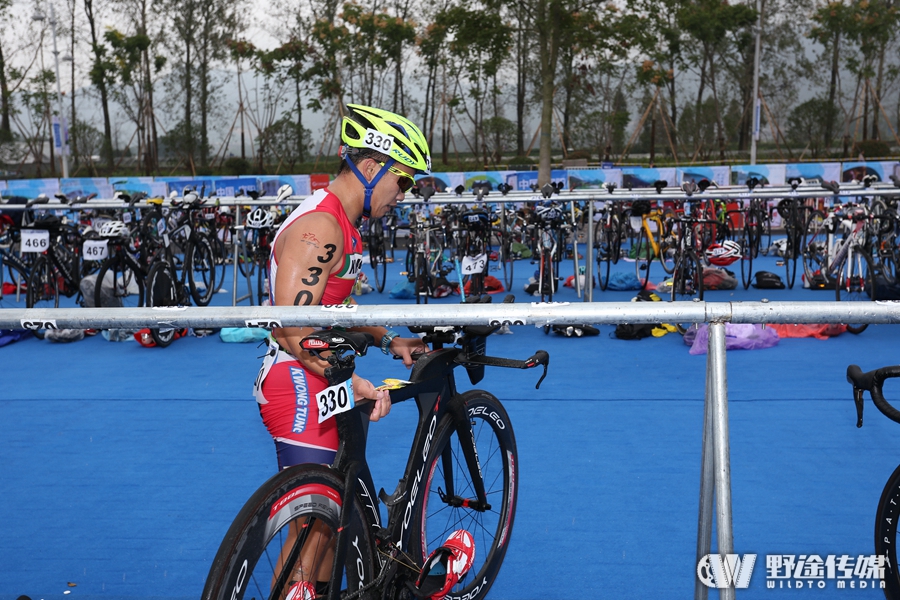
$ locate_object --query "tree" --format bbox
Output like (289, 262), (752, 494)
(436, 4), (512, 165)
(677, 0), (757, 161)
(786, 97), (838, 158)
(84, 0), (115, 170)
(105, 28), (165, 175)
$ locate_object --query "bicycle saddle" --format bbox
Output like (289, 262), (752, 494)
(301, 330), (374, 356)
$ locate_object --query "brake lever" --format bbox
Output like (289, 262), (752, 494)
(525, 350), (549, 389)
(854, 387), (865, 428)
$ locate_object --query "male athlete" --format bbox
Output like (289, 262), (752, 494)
(254, 103), (431, 471)
(253, 105), (474, 600)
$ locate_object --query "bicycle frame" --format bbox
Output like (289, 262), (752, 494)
(326, 348), (497, 600)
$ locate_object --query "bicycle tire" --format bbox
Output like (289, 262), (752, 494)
(26, 254), (59, 338)
(408, 390), (518, 600)
(256, 253), (270, 306)
(835, 248), (875, 334)
(784, 228), (800, 289)
(634, 227), (652, 289)
(801, 211), (827, 286)
(138, 207), (165, 267)
(1, 255), (29, 308)
(875, 462), (900, 599)
(146, 261), (177, 348)
(94, 254), (145, 309)
(501, 239), (515, 293)
(596, 229), (612, 291)
(415, 253), (429, 304)
(201, 465), (376, 600)
(671, 251), (704, 334)
(369, 221), (388, 293)
(740, 224), (753, 290)
(188, 235), (217, 306)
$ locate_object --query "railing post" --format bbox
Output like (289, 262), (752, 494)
(695, 341), (715, 600)
(585, 200), (594, 303)
(570, 199), (581, 298)
(710, 321), (735, 600)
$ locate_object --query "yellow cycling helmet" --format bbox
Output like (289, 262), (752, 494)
(341, 104), (432, 175)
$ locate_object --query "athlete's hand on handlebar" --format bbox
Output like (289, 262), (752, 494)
(390, 336), (430, 368)
(352, 374), (391, 422)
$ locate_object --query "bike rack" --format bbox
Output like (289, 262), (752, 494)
(3, 300), (900, 599)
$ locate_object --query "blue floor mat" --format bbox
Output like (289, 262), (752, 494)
(1, 244), (898, 599)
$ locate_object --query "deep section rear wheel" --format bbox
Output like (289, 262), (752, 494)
(409, 391), (518, 600)
(201, 465), (375, 600)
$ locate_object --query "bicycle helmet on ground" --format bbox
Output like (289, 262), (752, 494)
(246, 207), (275, 229)
(99, 220), (128, 238)
(705, 240), (741, 266)
(340, 104), (431, 217)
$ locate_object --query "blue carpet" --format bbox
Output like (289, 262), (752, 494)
(2, 243), (898, 599)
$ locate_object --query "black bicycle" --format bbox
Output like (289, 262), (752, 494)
(847, 364), (900, 598)
(202, 317), (549, 600)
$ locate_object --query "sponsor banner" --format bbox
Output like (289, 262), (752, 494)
(515, 169), (568, 191)
(841, 161), (900, 183)
(568, 168), (623, 190)
(731, 164), (787, 186)
(415, 172), (464, 194)
(258, 175), (311, 197)
(110, 177), (169, 198)
(462, 171), (517, 192)
(211, 177), (258, 198)
(60, 177), (114, 201)
(676, 166), (730, 187)
(5, 178), (61, 198)
(620, 167), (678, 189)
(785, 162), (842, 184)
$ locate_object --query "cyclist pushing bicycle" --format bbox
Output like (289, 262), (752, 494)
(253, 104), (439, 596)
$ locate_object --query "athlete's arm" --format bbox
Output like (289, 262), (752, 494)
(272, 212), (390, 421)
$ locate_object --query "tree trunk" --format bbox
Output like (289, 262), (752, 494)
(516, 26), (527, 156)
(0, 42), (11, 141)
(184, 42), (194, 171)
(84, 0), (114, 171)
(825, 31), (840, 149)
(537, 0), (561, 186)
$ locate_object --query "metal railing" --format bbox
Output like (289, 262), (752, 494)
(2, 300), (899, 599)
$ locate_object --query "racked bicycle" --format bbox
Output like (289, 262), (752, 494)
(202, 316), (549, 600)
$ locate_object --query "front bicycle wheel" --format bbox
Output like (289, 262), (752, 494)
(202, 465), (376, 600)
(876, 463), (900, 599)
(369, 222), (388, 294)
(802, 211), (827, 286)
(740, 224), (754, 290)
(835, 248), (875, 334)
(146, 261), (178, 348)
(784, 228), (800, 289)
(26, 255), (59, 339)
(634, 228), (652, 289)
(188, 236), (217, 306)
(409, 391), (518, 600)
(95, 255), (145, 309)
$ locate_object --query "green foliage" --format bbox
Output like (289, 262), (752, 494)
(852, 139), (892, 159)
(482, 116), (517, 161)
(223, 156), (252, 176)
(786, 98), (839, 158)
